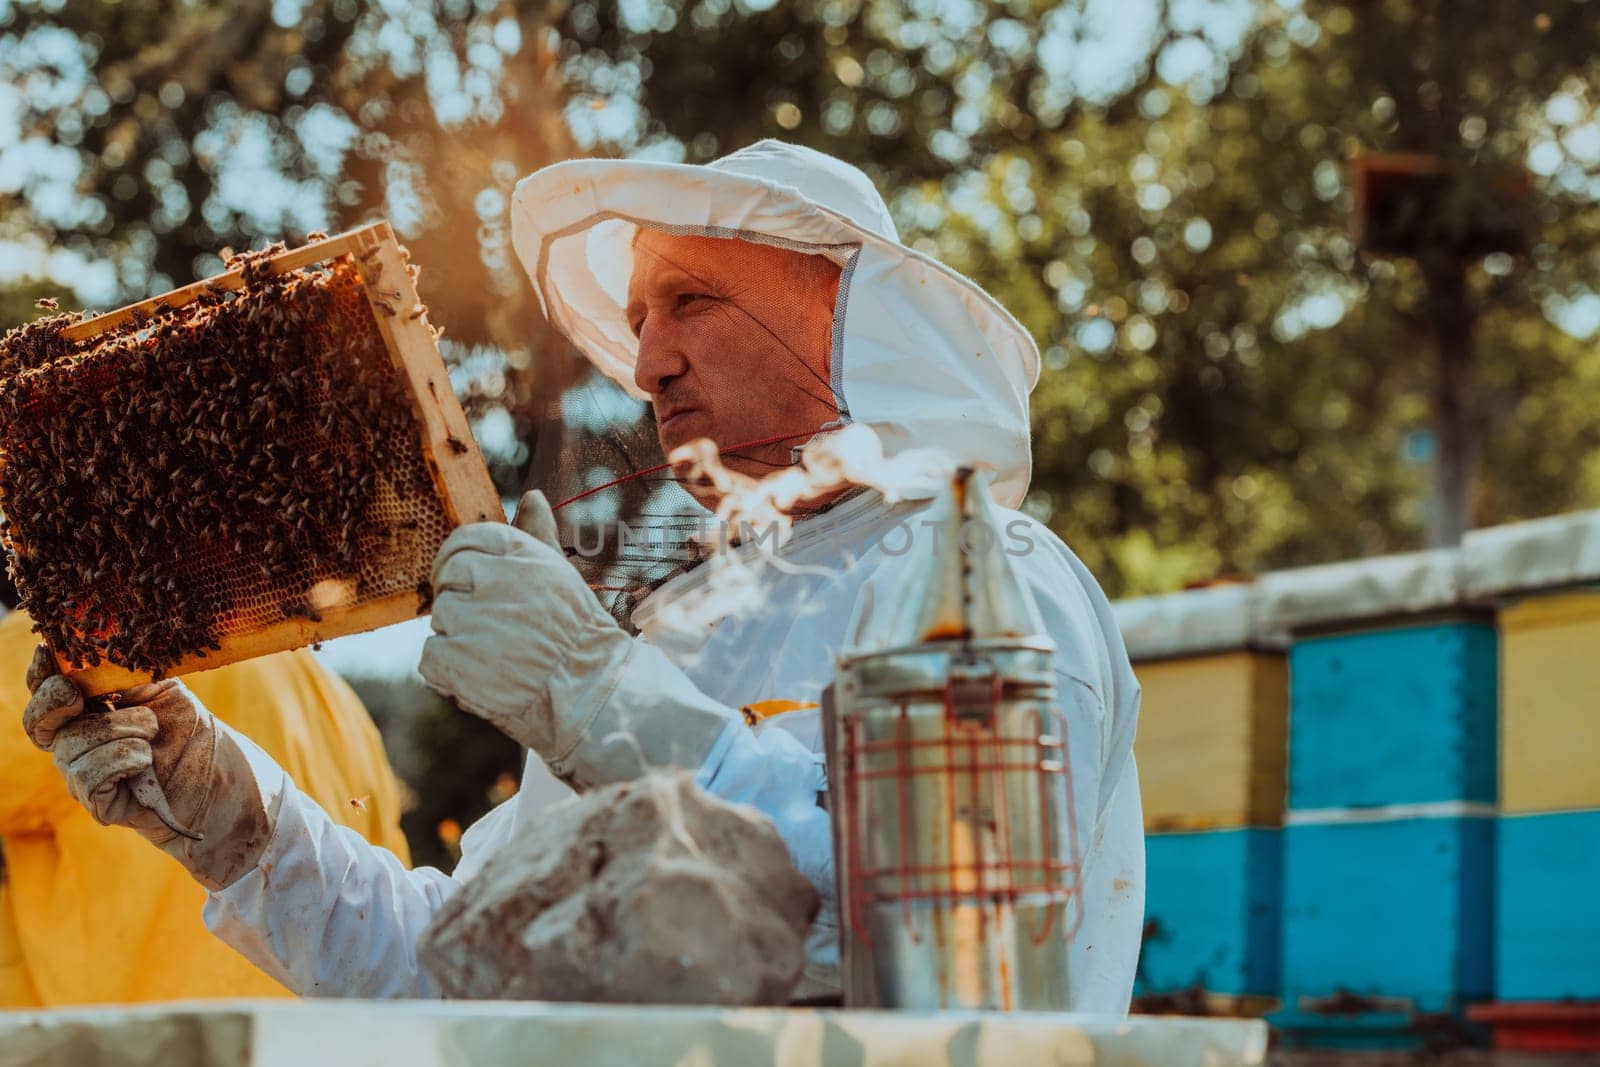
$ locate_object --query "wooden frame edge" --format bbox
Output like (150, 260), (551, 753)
(60, 225), (384, 343)
(66, 589), (426, 692)
(349, 223), (503, 527)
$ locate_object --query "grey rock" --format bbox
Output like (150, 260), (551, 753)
(419, 771), (820, 1005)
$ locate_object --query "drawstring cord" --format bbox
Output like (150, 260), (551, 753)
(549, 428), (823, 511)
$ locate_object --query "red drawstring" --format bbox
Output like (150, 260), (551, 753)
(549, 429), (821, 511)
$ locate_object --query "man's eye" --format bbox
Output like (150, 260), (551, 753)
(675, 293), (712, 311)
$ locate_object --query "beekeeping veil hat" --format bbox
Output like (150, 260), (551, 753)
(510, 140), (1041, 511)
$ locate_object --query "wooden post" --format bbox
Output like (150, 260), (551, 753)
(1422, 254), (1474, 548)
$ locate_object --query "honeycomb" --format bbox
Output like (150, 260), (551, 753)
(0, 244), (459, 681)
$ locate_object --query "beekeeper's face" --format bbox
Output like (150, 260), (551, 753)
(627, 230), (842, 484)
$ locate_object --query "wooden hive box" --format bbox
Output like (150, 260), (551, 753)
(1137, 826), (1281, 1011)
(1497, 588), (1600, 813)
(0, 222), (501, 694)
(1117, 583), (1287, 1015)
(1493, 590), (1600, 1008)
(1275, 619), (1496, 1047)
(1135, 650), (1288, 832)
(1286, 619), (1497, 812)
(1275, 814), (1494, 1045)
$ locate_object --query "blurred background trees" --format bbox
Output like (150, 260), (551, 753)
(0, 0), (578, 487)
(552, 0), (1600, 579)
(5, 0), (1600, 854)
(9, 0), (1600, 587)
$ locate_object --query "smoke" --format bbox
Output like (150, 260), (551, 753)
(651, 425), (952, 638)
(670, 423), (949, 546)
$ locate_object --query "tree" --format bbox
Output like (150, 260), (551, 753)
(19, 1), (1600, 598)
(0, 0), (579, 488)
(551, 0), (1600, 589)
(8, 0), (1600, 862)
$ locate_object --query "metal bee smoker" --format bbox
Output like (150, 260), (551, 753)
(823, 467), (1082, 1011)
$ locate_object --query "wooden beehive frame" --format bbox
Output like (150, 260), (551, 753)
(27, 221), (502, 693)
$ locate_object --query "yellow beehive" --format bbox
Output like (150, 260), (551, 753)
(1134, 650), (1288, 832)
(1498, 588), (1600, 813)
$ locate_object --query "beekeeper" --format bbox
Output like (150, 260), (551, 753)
(20, 141), (1143, 1010)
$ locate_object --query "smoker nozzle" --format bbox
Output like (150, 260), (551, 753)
(849, 466), (1048, 653)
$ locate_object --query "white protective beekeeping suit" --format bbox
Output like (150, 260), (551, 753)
(203, 140), (1145, 1011)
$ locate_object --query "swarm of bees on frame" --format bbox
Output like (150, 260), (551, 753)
(0, 241), (452, 677)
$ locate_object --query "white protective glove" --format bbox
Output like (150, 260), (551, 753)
(419, 491), (739, 789)
(22, 648), (285, 891)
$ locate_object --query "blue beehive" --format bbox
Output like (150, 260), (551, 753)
(1275, 617), (1498, 1046)
(1117, 584), (1289, 1014)
(1279, 817), (1494, 1015)
(1287, 621), (1497, 811)
(1489, 584), (1600, 1020)
(1497, 809), (1600, 1001)
(1138, 829), (1280, 1000)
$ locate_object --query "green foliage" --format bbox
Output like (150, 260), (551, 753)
(553, 0), (1600, 592)
(344, 673), (523, 870)
(5, 0), (1600, 595)
(0, 0), (579, 489)
(6, 0), (1600, 855)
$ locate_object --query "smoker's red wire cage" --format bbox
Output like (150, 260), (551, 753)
(829, 642), (1084, 1010)
(840, 693), (1082, 937)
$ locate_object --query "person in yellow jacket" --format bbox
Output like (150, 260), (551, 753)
(0, 604), (411, 1007)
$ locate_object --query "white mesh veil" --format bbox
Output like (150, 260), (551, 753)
(513, 142), (1042, 629)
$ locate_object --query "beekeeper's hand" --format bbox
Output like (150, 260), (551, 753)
(23, 649), (284, 891)
(420, 490), (737, 789)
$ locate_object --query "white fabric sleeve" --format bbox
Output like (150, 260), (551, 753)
(202, 780), (460, 998)
(691, 719), (839, 990)
(545, 640), (744, 790)
(201, 648), (837, 1000)
(547, 634), (835, 912)
(1068, 757), (1145, 1014)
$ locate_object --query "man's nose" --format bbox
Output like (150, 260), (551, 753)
(633, 316), (690, 397)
